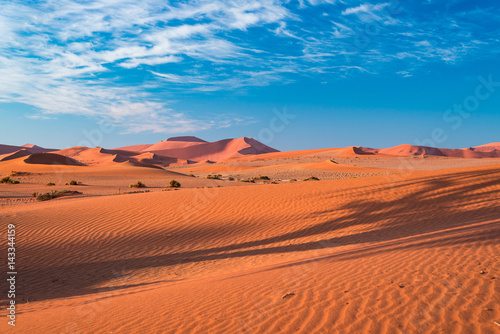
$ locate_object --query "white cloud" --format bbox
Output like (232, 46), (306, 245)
(0, 0), (498, 134)
(342, 3), (390, 16)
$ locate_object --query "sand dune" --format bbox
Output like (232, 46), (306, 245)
(55, 146), (186, 167)
(24, 153), (85, 166)
(1, 163), (498, 333)
(469, 142), (500, 152)
(148, 137), (279, 162)
(337, 144), (500, 159)
(118, 136), (208, 153)
(0, 143), (54, 155)
(117, 136), (279, 163)
(0, 149), (32, 162)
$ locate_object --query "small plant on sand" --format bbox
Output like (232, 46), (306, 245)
(188, 173), (196, 177)
(32, 192), (38, 197)
(255, 175), (270, 180)
(227, 176), (235, 181)
(46, 182), (56, 186)
(168, 180), (181, 188)
(129, 181), (146, 188)
(1, 177), (20, 184)
(207, 174), (222, 180)
(37, 189), (81, 201)
(303, 176), (319, 181)
(290, 178), (297, 182)
(66, 180), (81, 185)
(238, 178), (255, 183)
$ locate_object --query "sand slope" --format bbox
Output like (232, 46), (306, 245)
(0, 149), (32, 162)
(117, 137), (279, 163)
(0, 143), (54, 155)
(55, 147), (187, 167)
(147, 137), (279, 162)
(24, 153), (85, 166)
(1, 164), (499, 333)
(337, 144), (500, 159)
(469, 142), (500, 152)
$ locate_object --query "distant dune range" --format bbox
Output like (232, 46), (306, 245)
(337, 143), (500, 159)
(2, 138), (499, 169)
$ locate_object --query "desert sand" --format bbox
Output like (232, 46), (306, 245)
(1, 139), (499, 333)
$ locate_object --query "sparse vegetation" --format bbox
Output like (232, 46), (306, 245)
(1, 177), (20, 184)
(46, 182), (56, 186)
(36, 189), (82, 201)
(168, 180), (181, 188)
(254, 175), (270, 180)
(227, 176), (235, 181)
(238, 178), (255, 183)
(207, 174), (222, 180)
(303, 176), (320, 181)
(129, 181), (146, 188)
(290, 178), (297, 182)
(66, 180), (81, 185)
(188, 173), (196, 177)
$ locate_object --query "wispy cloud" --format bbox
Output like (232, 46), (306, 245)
(342, 3), (390, 16)
(1, 1), (499, 133)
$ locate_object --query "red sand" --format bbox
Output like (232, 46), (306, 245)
(1, 140), (500, 333)
(1, 163), (498, 333)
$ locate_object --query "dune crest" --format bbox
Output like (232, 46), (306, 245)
(24, 153), (85, 166)
(117, 136), (279, 163)
(0, 149), (32, 162)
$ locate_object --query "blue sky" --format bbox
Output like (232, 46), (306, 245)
(1, 0), (499, 151)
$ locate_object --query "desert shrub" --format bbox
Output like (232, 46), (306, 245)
(227, 176), (235, 181)
(32, 192), (38, 197)
(188, 173), (196, 177)
(255, 175), (270, 180)
(46, 182), (56, 186)
(303, 176), (319, 181)
(1, 177), (20, 184)
(129, 181), (146, 188)
(207, 174), (222, 180)
(68, 180), (79, 185)
(36, 189), (81, 201)
(168, 180), (181, 188)
(238, 178), (255, 183)
(290, 179), (297, 182)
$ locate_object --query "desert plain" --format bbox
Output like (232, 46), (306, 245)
(1, 137), (499, 333)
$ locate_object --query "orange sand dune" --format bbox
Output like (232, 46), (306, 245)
(117, 136), (207, 153)
(2, 163), (498, 333)
(24, 153), (84, 166)
(338, 144), (500, 159)
(0, 143), (54, 155)
(338, 146), (379, 157)
(147, 137), (279, 162)
(223, 148), (343, 163)
(0, 149), (32, 162)
(0, 156), (87, 175)
(55, 146), (186, 167)
(0, 144), (30, 155)
(469, 142), (500, 152)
